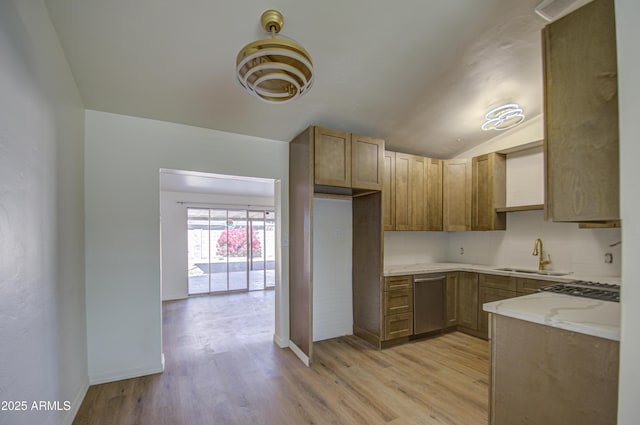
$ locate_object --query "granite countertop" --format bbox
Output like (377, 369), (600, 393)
(384, 262), (621, 341)
(483, 292), (620, 341)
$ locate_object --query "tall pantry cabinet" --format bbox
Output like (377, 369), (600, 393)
(289, 126), (385, 362)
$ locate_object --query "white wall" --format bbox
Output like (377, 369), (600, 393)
(384, 232), (450, 266)
(84, 110), (289, 384)
(615, 0), (640, 422)
(456, 114), (543, 158)
(506, 147), (544, 207)
(312, 198), (353, 341)
(447, 210), (621, 276)
(160, 190), (274, 301)
(0, 1), (87, 424)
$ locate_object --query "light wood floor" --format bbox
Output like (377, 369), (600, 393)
(73, 291), (489, 425)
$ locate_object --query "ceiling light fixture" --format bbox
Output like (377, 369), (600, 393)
(236, 9), (314, 104)
(481, 103), (526, 131)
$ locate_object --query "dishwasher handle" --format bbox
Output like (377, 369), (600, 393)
(414, 275), (446, 283)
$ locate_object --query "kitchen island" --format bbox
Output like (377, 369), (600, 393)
(483, 292), (620, 425)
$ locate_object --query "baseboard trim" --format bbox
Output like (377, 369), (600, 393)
(288, 340), (310, 366)
(63, 378), (89, 425)
(273, 333), (288, 348)
(162, 293), (188, 301)
(89, 358), (165, 385)
(353, 326), (381, 349)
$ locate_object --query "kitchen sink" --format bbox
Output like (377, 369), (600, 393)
(493, 267), (573, 276)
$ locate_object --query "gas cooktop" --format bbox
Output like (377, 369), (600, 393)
(538, 280), (620, 303)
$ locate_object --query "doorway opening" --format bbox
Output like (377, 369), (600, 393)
(187, 208), (276, 295)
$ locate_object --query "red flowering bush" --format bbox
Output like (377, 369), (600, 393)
(216, 226), (262, 257)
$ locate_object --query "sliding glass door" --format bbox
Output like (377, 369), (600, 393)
(249, 210), (276, 290)
(187, 208), (275, 295)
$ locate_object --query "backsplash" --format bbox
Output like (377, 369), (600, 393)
(384, 210), (621, 278)
(384, 231), (449, 265)
(447, 210), (621, 277)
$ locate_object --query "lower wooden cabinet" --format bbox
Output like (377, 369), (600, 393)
(384, 313), (414, 340)
(377, 272), (562, 345)
(384, 274), (412, 291)
(478, 274), (516, 338)
(384, 288), (413, 316)
(516, 277), (555, 296)
(478, 286), (516, 337)
(383, 275), (414, 341)
(489, 315), (619, 425)
(457, 272), (479, 331)
(445, 273), (459, 326)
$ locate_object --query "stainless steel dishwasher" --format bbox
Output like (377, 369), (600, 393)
(413, 273), (446, 334)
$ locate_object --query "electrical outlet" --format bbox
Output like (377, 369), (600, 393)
(459, 247), (464, 255)
(604, 252), (613, 264)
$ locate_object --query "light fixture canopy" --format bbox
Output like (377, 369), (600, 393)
(481, 103), (525, 131)
(236, 9), (313, 104)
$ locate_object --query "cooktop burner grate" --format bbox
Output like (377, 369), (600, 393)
(538, 280), (620, 302)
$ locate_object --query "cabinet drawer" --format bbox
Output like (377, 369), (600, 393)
(384, 275), (412, 291)
(517, 278), (558, 295)
(384, 288), (413, 315)
(478, 287), (517, 338)
(384, 313), (414, 340)
(479, 273), (516, 291)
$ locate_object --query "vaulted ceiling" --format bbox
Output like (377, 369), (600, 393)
(45, 0), (548, 158)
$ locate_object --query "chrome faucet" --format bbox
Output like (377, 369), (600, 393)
(533, 238), (552, 271)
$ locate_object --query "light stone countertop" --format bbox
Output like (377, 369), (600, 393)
(383, 262), (621, 341)
(383, 262), (621, 285)
(482, 292), (620, 341)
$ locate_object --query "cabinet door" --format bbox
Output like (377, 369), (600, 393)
(479, 273), (516, 291)
(384, 288), (413, 316)
(384, 313), (413, 340)
(516, 278), (557, 296)
(409, 155), (427, 230)
(478, 287), (516, 338)
(384, 275), (412, 291)
(445, 272), (459, 326)
(443, 158), (472, 231)
(426, 158), (443, 231)
(383, 151), (396, 231)
(352, 135), (384, 190)
(543, 0), (619, 222)
(314, 127), (351, 187)
(394, 153), (411, 231)
(472, 153), (506, 231)
(457, 272), (478, 330)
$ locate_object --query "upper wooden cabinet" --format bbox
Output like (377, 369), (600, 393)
(472, 153), (506, 231)
(443, 158), (472, 231)
(383, 151), (396, 231)
(389, 152), (442, 231)
(314, 127), (351, 188)
(543, 0), (619, 222)
(394, 153), (411, 231)
(409, 155), (427, 231)
(426, 158), (443, 231)
(352, 134), (385, 190)
(313, 127), (384, 191)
